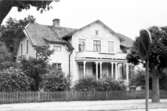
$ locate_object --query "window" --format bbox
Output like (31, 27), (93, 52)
(95, 30), (99, 35)
(52, 63), (62, 71)
(26, 40), (29, 54)
(93, 40), (101, 52)
(108, 41), (114, 53)
(78, 39), (85, 52)
(58, 64), (62, 70)
(54, 45), (62, 52)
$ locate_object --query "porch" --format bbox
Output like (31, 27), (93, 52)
(76, 59), (130, 83)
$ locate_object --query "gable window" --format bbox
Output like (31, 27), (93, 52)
(78, 39), (85, 52)
(95, 30), (99, 35)
(93, 40), (101, 52)
(54, 45), (62, 52)
(26, 40), (29, 54)
(108, 41), (114, 53)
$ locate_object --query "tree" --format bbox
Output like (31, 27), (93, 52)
(0, 41), (12, 61)
(20, 46), (54, 91)
(0, 15), (35, 61)
(0, 0), (59, 24)
(127, 26), (167, 103)
(21, 58), (48, 91)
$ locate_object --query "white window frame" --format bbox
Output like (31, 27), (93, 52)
(108, 41), (114, 53)
(93, 40), (101, 52)
(78, 39), (86, 52)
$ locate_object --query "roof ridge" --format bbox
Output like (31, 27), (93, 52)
(26, 22), (77, 30)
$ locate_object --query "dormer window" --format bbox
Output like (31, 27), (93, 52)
(79, 39), (85, 52)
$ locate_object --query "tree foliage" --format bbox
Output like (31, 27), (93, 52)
(0, 41), (12, 61)
(130, 70), (152, 89)
(127, 26), (167, 74)
(42, 70), (70, 92)
(21, 58), (48, 91)
(20, 45), (54, 91)
(0, 16), (36, 61)
(0, 0), (59, 24)
(0, 67), (33, 92)
(35, 46), (54, 62)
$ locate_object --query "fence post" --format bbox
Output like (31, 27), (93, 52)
(38, 91), (40, 101)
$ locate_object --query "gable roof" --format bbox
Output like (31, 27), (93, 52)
(24, 23), (76, 47)
(63, 20), (123, 40)
(63, 20), (133, 48)
(24, 20), (133, 49)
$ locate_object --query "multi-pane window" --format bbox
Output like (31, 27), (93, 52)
(54, 45), (62, 52)
(108, 41), (114, 53)
(52, 63), (62, 70)
(93, 40), (101, 52)
(78, 39), (85, 52)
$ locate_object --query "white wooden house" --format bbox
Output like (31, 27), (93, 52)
(17, 19), (133, 84)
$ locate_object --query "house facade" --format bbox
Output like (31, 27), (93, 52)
(17, 19), (133, 85)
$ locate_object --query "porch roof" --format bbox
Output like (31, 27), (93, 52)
(75, 52), (127, 63)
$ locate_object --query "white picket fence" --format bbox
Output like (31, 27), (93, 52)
(0, 90), (166, 104)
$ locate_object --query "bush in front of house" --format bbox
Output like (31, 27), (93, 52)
(0, 67), (33, 92)
(42, 70), (70, 92)
(130, 70), (152, 90)
(130, 70), (167, 90)
(96, 79), (126, 91)
(74, 78), (97, 91)
(74, 78), (126, 91)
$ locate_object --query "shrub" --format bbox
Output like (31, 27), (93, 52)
(74, 78), (97, 91)
(130, 70), (146, 87)
(96, 79), (126, 91)
(130, 70), (167, 90)
(130, 70), (152, 89)
(42, 70), (70, 92)
(0, 61), (19, 70)
(74, 78), (126, 91)
(0, 67), (33, 92)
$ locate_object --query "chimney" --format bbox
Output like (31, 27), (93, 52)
(52, 18), (60, 27)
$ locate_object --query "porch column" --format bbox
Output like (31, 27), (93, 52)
(111, 62), (113, 78)
(83, 61), (86, 78)
(115, 62), (118, 80)
(126, 63), (129, 83)
(100, 62), (102, 79)
(95, 62), (98, 80)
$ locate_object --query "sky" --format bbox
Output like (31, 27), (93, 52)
(3, 0), (167, 40)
